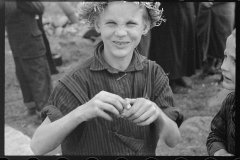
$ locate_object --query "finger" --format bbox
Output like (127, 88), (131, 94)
(125, 98), (136, 105)
(114, 95), (129, 109)
(132, 107), (155, 124)
(100, 93), (124, 112)
(137, 115), (158, 126)
(121, 99), (142, 118)
(98, 100), (120, 116)
(96, 109), (113, 121)
(122, 98), (149, 118)
(128, 102), (149, 121)
(125, 98), (136, 109)
(103, 92), (128, 111)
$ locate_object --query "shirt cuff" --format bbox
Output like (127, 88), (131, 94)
(41, 105), (64, 122)
(162, 107), (184, 128)
(208, 142), (227, 156)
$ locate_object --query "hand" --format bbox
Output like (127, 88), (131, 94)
(214, 149), (234, 156)
(202, 2), (213, 8)
(75, 91), (128, 122)
(121, 98), (160, 126)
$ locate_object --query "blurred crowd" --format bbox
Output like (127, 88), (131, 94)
(5, 1), (235, 117)
(147, 2), (235, 94)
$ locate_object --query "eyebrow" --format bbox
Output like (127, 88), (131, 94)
(104, 17), (139, 23)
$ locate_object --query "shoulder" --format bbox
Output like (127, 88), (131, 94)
(145, 59), (168, 78)
(222, 92), (235, 106)
(62, 56), (94, 80)
(55, 56), (94, 91)
(221, 92), (235, 111)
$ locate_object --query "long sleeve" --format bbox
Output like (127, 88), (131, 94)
(206, 98), (229, 155)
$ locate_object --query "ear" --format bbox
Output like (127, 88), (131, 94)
(94, 17), (101, 33)
(142, 22), (150, 35)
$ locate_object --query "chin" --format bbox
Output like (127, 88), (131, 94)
(113, 50), (132, 58)
(222, 81), (235, 91)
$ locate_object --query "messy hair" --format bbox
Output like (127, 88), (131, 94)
(77, 2), (166, 29)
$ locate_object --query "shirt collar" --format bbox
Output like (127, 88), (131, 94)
(90, 41), (146, 73)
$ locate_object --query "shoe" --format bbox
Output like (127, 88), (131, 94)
(170, 80), (189, 94)
(175, 77), (192, 88)
(171, 85), (189, 94)
(34, 110), (42, 124)
(50, 68), (59, 75)
(36, 110), (42, 119)
(27, 108), (36, 116)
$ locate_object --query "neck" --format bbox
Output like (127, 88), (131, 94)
(103, 51), (133, 71)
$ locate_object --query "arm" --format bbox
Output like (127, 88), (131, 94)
(122, 99), (180, 148)
(206, 99), (230, 156)
(214, 149), (234, 156)
(16, 1), (44, 15)
(31, 83), (129, 155)
(57, 2), (78, 24)
(121, 65), (182, 147)
(154, 105), (181, 147)
(30, 110), (85, 155)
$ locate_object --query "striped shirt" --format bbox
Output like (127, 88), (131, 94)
(42, 42), (183, 156)
(206, 92), (235, 155)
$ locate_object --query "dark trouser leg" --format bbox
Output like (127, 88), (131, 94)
(208, 3), (235, 60)
(13, 57), (36, 113)
(196, 4), (212, 63)
(20, 55), (53, 112)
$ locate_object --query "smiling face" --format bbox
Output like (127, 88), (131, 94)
(221, 31), (236, 91)
(94, 1), (149, 66)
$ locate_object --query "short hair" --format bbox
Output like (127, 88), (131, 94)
(77, 2), (166, 29)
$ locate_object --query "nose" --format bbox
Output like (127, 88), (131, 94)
(221, 58), (228, 72)
(115, 26), (127, 37)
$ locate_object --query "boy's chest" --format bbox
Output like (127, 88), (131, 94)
(88, 71), (147, 99)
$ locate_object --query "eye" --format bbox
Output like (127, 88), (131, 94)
(127, 22), (137, 25)
(106, 21), (116, 25)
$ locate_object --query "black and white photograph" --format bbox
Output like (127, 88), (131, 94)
(3, 1), (237, 157)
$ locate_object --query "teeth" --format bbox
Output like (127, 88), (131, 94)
(114, 41), (128, 45)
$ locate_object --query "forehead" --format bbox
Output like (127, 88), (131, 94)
(225, 34), (236, 57)
(99, 2), (145, 21)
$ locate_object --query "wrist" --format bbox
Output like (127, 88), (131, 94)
(214, 149), (228, 156)
(156, 107), (168, 130)
(68, 105), (86, 124)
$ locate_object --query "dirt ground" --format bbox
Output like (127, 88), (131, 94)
(4, 2), (225, 156)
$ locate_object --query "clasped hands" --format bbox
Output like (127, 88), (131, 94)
(77, 91), (161, 126)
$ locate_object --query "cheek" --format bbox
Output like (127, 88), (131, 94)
(231, 67), (236, 82)
(130, 30), (143, 41)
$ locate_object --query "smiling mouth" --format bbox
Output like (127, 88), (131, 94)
(113, 41), (129, 46)
(223, 76), (232, 82)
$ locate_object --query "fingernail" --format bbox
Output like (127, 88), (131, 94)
(127, 104), (131, 109)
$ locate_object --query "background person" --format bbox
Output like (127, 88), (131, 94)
(5, 1), (53, 118)
(206, 29), (236, 156)
(148, 2), (197, 94)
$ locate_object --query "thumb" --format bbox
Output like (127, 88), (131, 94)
(125, 98), (136, 109)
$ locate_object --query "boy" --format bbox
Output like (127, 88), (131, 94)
(206, 29), (236, 156)
(31, 1), (183, 155)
